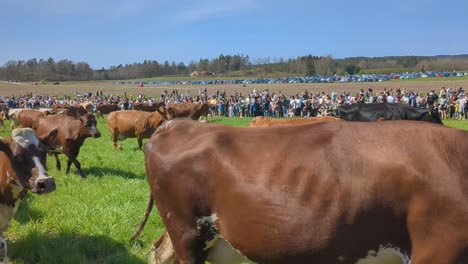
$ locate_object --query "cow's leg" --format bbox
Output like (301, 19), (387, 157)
(149, 231), (175, 264)
(66, 158), (85, 178)
(0, 121), (4, 131)
(138, 136), (144, 149)
(54, 153), (61, 170)
(408, 199), (468, 264)
(110, 129), (121, 149)
(0, 236), (7, 264)
(162, 221), (206, 264)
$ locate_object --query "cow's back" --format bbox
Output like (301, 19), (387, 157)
(249, 116), (342, 127)
(17, 109), (45, 129)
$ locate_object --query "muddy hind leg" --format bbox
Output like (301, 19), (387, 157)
(110, 129), (121, 149)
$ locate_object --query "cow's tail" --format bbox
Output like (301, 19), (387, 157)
(131, 194), (154, 241)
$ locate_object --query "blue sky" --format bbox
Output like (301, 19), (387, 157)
(1, 0), (467, 69)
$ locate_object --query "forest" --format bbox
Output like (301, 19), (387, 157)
(1, 54), (468, 82)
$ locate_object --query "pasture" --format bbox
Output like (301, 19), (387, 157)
(0, 114), (467, 263)
(1, 77), (468, 98)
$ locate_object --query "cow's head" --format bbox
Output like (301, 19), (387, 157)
(423, 108), (443, 125)
(81, 114), (101, 138)
(0, 128), (56, 194)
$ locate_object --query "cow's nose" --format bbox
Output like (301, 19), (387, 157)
(35, 177), (56, 194)
(94, 131), (102, 138)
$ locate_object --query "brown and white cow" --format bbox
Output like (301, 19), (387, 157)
(248, 116), (342, 127)
(166, 102), (209, 121)
(34, 114), (101, 178)
(140, 119), (468, 264)
(106, 109), (167, 149)
(0, 128), (57, 264)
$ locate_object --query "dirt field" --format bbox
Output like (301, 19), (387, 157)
(1, 79), (468, 98)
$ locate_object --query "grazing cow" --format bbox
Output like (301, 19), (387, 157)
(166, 102), (209, 120)
(51, 104), (88, 118)
(17, 109), (53, 130)
(249, 116), (342, 127)
(34, 114), (101, 178)
(95, 103), (119, 119)
(106, 109), (167, 149)
(133, 101), (166, 112)
(0, 128), (57, 264)
(338, 103), (443, 124)
(140, 119), (468, 264)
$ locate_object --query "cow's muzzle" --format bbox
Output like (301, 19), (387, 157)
(34, 176), (56, 194)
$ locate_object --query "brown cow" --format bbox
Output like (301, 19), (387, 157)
(249, 116), (342, 127)
(133, 101), (166, 112)
(34, 114), (101, 178)
(95, 103), (119, 119)
(139, 119), (468, 264)
(166, 102), (209, 120)
(51, 104), (87, 118)
(106, 109), (167, 149)
(0, 128), (56, 263)
(17, 109), (53, 130)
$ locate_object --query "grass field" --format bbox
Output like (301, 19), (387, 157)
(2, 77), (468, 99)
(1, 116), (468, 263)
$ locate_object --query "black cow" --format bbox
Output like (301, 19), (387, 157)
(338, 103), (443, 124)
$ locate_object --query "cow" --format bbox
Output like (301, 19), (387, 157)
(249, 116), (342, 127)
(79, 102), (93, 113)
(338, 103), (443, 124)
(17, 109), (53, 130)
(33, 114), (101, 178)
(0, 128), (57, 264)
(106, 109), (167, 149)
(139, 119), (468, 264)
(7, 108), (26, 130)
(133, 101), (166, 112)
(166, 102), (209, 121)
(51, 104), (88, 118)
(95, 103), (119, 119)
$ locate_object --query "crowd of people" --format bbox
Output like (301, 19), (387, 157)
(0, 85), (466, 120)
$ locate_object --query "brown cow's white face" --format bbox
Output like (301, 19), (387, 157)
(3, 128), (56, 194)
(82, 114), (101, 138)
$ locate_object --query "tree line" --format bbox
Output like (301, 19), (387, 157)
(1, 54), (468, 82)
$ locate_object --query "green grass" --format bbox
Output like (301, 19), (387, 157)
(1, 116), (468, 263)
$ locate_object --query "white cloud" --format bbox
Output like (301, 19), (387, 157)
(173, 0), (259, 24)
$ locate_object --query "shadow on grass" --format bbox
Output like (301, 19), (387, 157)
(13, 198), (44, 225)
(81, 166), (145, 179)
(9, 231), (145, 264)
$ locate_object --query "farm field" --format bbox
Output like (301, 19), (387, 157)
(1, 77), (468, 98)
(1, 115), (467, 263)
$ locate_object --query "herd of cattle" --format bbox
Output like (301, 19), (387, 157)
(1, 100), (464, 264)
